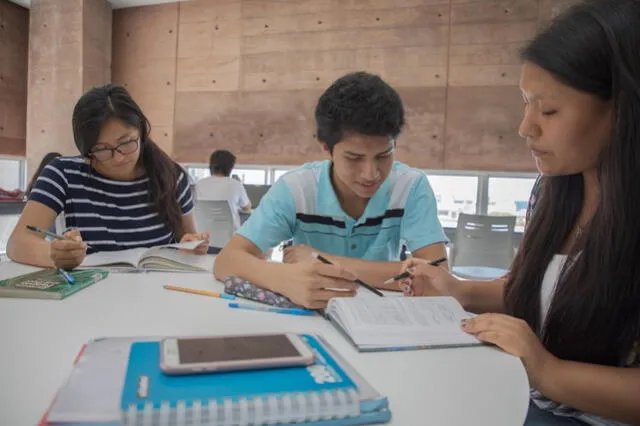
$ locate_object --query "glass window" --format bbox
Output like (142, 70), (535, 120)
(426, 174), (479, 229)
(234, 168), (267, 185)
(185, 166), (210, 183)
(0, 158), (23, 191)
(488, 177), (537, 232)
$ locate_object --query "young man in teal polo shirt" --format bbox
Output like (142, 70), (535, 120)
(215, 71), (447, 309)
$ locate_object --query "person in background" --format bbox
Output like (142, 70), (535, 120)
(195, 150), (251, 227)
(7, 84), (209, 269)
(401, 1), (640, 424)
(215, 71), (447, 309)
(25, 152), (61, 197)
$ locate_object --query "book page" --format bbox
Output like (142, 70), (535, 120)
(328, 296), (479, 348)
(339, 297), (467, 329)
(79, 247), (147, 268)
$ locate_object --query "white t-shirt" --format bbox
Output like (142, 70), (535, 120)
(195, 176), (250, 215)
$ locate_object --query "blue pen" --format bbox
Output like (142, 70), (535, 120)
(58, 268), (76, 285)
(228, 302), (315, 316)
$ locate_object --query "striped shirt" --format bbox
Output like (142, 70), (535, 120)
(29, 156), (194, 253)
(238, 160), (446, 259)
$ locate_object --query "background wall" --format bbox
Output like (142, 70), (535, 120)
(112, 0), (576, 171)
(26, 0), (111, 177)
(0, 0), (28, 156)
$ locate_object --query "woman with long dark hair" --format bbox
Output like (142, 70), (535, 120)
(8, 84), (208, 269)
(400, 0), (640, 424)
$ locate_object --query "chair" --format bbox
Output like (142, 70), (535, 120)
(244, 184), (270, 207)
(450, 213), (516, 280)
(193, 200), (237, 249)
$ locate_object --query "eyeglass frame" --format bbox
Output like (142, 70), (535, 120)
(87, 138), (140, 162)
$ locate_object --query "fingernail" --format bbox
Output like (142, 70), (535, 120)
(461, 319), (468, 329)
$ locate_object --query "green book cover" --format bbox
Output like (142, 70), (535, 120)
(0, 268), (109, 300)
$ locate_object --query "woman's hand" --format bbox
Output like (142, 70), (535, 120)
(180, 232), (210, 255)
(399, 257), (465, 301)
(50, 229), (87, 270)
(462, 313), (559, 389)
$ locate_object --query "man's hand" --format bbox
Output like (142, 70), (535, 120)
(283, 244), (319, 264)
(281, 261), (358, 309)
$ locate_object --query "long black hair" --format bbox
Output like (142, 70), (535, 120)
(26, 152), (61, 196)
(71, 84), (185, 239)
(505, 0), (640, 366)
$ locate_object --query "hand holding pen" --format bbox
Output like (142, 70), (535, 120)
(395, 257), (453, 297)
(27, 226), (89, 270)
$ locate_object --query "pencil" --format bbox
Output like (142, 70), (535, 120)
(163, 284), (236, 300)
(26, 225), (92, 248)
(382, 256), (448, 285)
(312, 253), (384, 297)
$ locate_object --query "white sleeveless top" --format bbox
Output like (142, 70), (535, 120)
(531, 256), (638, 426)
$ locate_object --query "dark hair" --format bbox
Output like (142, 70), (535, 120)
(314, 71), (405, 151)
(505, 0), (640, 366)
(26, 152), (61, 196)
(72, 84), (185, 238)
(209, 150), (236, 176)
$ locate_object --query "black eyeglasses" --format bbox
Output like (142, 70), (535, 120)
(89, 138), (139, 162)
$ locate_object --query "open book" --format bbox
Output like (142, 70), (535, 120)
(326, 296), (481, 352)
(78, 240), (215, 272)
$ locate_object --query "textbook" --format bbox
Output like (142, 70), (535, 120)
(326, 296), (481, 352)
(41, 335), (391, 426)
(78, 240), (215, 272)
(0, 268), (108, 300)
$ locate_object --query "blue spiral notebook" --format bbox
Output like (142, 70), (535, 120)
(119, 335), (390, 425)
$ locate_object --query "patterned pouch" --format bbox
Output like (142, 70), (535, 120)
(222, 275), (301, 308)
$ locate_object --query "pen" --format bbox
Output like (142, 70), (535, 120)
(163, 284), (236, 300)
(58, 268), (76, 285)
(312, 252), (384, 297)
(228, 302), (316, 316)
(383, 256), (448, 285)
(26, 225), (91, 248)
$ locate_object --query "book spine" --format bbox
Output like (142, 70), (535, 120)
(122, 388), (360, 426)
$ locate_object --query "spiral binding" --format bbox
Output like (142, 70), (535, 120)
(123, 387), (360, 426)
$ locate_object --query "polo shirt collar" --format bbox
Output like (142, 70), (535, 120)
(316, 160), (391, 223)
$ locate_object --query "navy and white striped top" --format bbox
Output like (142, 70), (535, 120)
(29, 156), (194, 253)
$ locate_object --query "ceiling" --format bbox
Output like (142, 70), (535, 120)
(8, 0), (186, 9)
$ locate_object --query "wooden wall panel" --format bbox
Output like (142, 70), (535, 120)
(112, 3), (179, 153)
(112, 0), (576, 172)
(395, 88), (446, 169)
(0, 0), (29, 157)
(173, 90), (322, 165)
(444, 86), (530, 171)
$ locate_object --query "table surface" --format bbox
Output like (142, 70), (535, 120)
(0, 261), (530, 426)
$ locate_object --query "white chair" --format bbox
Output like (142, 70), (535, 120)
(450, 213), (516, 280)
(193, 200), (237, 249)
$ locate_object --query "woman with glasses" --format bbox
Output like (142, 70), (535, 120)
(7, 84), (209, 269)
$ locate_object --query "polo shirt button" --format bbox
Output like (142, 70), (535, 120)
(351, 244), (357, 250)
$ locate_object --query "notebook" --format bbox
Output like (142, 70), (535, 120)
(42, 335), (390, 426)
(78, 240), (215, 272)
(326, 296), (481, 352)
(0, 268), (108, 300)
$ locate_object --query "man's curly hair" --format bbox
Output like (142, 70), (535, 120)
(314, 71), (405, 151)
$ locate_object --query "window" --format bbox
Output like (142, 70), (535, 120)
(426, 174), (478, 229)
(0, 158), (25, 191)
(185, 166), (210, 183)
(488, 177), (537, 232)
(233, 169), (267, 185)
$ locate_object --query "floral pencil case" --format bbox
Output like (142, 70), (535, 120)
(222, 275), (300, 308)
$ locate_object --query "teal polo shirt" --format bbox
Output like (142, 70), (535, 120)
(237, 161), (446, 260)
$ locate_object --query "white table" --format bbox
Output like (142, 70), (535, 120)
(0, 262), (530, 426)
